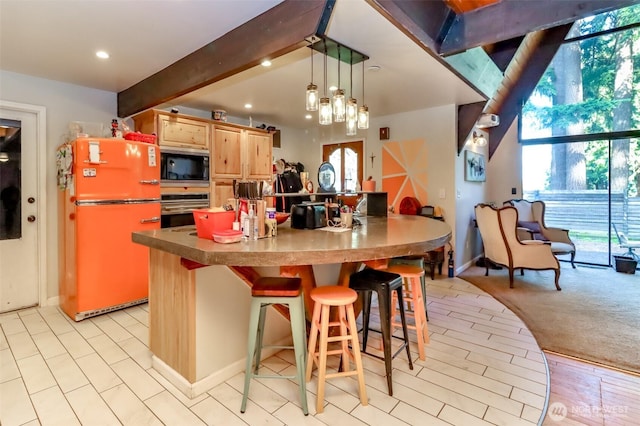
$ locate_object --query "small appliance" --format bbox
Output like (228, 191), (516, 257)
(291, 202), (327, 229)
(160, 146), (209, 186)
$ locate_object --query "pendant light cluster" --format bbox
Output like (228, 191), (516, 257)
(305, 37), (369, 134)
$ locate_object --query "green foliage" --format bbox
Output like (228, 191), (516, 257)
(523, 5), (640, 195)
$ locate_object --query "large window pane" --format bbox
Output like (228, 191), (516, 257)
(522, 7), (640, 140)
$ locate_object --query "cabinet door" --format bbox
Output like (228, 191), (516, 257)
(157, 114), (209, 149)
(212, 126), (243, 178)
(245, 131), (272, 180)
(211, 179), (236, 208)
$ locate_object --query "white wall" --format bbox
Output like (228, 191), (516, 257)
(1, 70), (117, 301)
(487, 119), (522, 205)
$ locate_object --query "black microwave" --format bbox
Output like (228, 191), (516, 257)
(160, 147), (209, 186)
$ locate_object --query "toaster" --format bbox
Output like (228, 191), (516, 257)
(290, 202), (327, 229)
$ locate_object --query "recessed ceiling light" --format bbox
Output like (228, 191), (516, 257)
(244, 103), (252, 109)
(96, 50), (110, 59)
(367, 65), (381, 72)
(305, 114), (312, 119)
(261, 60), (272, 67)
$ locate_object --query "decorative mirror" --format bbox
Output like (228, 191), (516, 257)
(317, 161), (336, 193)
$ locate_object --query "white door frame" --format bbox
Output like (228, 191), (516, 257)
(0, 100), (47, 307)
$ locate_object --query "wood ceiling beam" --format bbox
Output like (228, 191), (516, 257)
(365, 0), (451, 56)
(118, 0), (334, 118)
(366, 0), (488, 100)
(486, 24), (573, 159)
(441, 0), (637, 56)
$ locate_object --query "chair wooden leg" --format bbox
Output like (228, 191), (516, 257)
(570, 252), (576, 268)
(554, 270), (562, 291)
(509, 268), (514, 288)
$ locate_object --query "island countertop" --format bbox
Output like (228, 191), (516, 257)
(132, 214), (452, 266)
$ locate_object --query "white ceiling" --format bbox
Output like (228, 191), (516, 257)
(0, 0), (484, 129)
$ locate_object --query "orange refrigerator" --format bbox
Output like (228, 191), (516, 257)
(58, 138), (161, 320)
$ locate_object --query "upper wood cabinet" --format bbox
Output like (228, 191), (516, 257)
(245, 130), (273, 180)
(132, 110), (209, 150)
(211, 124), (272, 180)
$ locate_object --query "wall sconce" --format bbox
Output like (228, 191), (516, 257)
(0, 152), (8, 162)
(473, 131), (487, 147)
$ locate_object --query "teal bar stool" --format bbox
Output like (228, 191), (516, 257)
(240, 277), (308, 415)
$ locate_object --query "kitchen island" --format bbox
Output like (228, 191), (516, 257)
(132, 214), (451, 397)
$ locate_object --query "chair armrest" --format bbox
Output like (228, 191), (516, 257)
(541, 226), (573, 245)
(521, 240), (545, 245)
(517, 227), (534, 241)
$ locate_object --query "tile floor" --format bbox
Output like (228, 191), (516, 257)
(1, 277), (548, 425)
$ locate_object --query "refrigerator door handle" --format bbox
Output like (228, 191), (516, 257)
(140, 179), (160, 185)
(140, 216), (161, 224)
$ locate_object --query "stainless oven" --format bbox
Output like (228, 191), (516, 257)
(160, 147), (209, 187)
(160, 192), (210, 228)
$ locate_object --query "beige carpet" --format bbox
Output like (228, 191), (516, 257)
(458, 264), (640, 374)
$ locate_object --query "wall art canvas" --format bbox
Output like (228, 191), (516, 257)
(465, 150), (486, 182)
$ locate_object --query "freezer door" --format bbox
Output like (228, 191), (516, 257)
(73, 138), (160, 200)
(73, 202), (160, 314)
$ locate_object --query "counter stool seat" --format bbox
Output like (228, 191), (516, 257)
(306, 286), (367, 413)
(349, 268), (413, 396)
(241, 277), (308, 415)
(385, 264), (430, 361)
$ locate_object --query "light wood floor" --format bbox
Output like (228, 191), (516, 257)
(543, 351), (640, 425)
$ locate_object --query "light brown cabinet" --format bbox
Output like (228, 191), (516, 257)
(211, 124), (272, 206)
(132, 110), (209, 150)
(132, 110), (272, 208)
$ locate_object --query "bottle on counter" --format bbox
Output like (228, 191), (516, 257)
(251, 205), (259, 240)
(265, 207), (277, 238)
(244, 205), (256, 240)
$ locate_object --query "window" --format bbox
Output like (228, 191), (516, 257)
(322, 141), (363, 192)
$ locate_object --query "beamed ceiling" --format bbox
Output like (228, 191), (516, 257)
(116, 0), (637, 158)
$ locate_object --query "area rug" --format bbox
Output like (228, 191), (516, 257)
(458, 264), (640, 374)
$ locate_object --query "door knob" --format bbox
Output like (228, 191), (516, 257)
(28, 197), (35, 204)
(27, 215), (36, 222)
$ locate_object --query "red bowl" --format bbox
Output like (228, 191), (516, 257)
(275, 212), (290, 224)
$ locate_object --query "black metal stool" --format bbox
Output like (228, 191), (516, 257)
(349, 268), (413, 396)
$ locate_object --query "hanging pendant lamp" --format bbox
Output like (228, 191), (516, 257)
(358, 61), (369, 129)
(346, 60), (358, 124)
(332, 49), (345, 122)
(305, 45), (318, 111)
(319, 42), (332, 125)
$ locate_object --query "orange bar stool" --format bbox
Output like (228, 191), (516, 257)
(386, 264), (430, 361)
(241, 277), (308, 415)
(306, 286), (368, 414)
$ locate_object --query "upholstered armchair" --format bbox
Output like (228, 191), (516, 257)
(475, 204), (561, 290)
(504, 199), (576, 268)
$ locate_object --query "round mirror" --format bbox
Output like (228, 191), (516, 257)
(317, 161), (336, 192)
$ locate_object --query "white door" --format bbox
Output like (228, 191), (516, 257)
(0, 104), (41, 312)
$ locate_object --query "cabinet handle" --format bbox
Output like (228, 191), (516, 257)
(140, 216), (160, 224)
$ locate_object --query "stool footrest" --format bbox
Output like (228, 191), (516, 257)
(325, 370), (360, 380)
(327, 335), (352, 343)
(252, 373), (297, 380)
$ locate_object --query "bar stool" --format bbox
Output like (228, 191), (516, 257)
(386, 264), (430, 361)
(388, 256), (430, 320)
(306, 286), (367, 414)
(349, 268), (413, 396)
(241, 277), (308, 415)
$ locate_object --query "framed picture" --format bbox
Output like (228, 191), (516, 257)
(465, 150), (486, 182)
